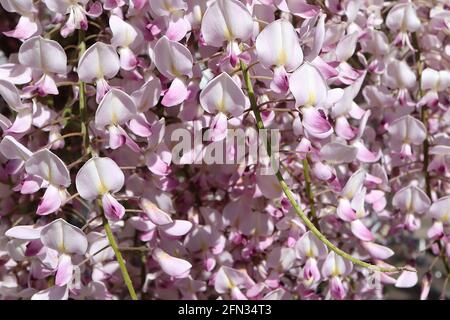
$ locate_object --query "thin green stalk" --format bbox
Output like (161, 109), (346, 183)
(302, 157), (319, 227)
(78, 30), (90, 155)
(240, 60), (406, 273)
(77, 30), (136, 299)
(103, 215), (138, 300)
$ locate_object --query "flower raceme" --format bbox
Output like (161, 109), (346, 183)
(1, 0), (449, 301)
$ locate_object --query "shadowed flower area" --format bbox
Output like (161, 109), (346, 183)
(0, 0), (449, 301)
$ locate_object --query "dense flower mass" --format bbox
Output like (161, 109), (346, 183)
(0, 0), (449, 300)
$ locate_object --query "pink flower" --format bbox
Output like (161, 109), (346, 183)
(75, 157), (125, 220)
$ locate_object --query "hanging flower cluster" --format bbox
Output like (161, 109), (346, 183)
(0, 0), (449, 300)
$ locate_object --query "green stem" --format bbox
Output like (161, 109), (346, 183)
(240, 60), (405, 273)
(302, 157), (319, 227)
(77, 30), (136, 298)
(103, 216), (138, 300)
(78, 30), (90, 155)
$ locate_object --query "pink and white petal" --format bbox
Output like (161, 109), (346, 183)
(295, 231), (328, 260)
(36, 185), (63, 215)
(128, 216), (156, 232)
(341, 169), (365, 199)
(34, 73), (59, 96)
(0, 63), (32, 85)
(131, 78), (162, 112)
(205, 112), (228, 142)
(302, 108), (333, 139)
(214, 266), (254, 294)
(286, 0), (320, 18)
(361, 242), (394, 260)
(18, 36), (67, 74)
(86, 1), (103, 17)
(109, 15), (137, 48)
(320, 142), (358, 164)
(312, 161), (334, 181)
(31, 285), (68, 300)
(427, 221), (444, 239)
(336, 31), (359, 62)
(336, 198), (357, 222)
(40, 218), (88, 255)
(421, 68), (439, 91)
(200, 72), (246, 117)
(140, 198), (173, 225)
(75, 157), (125, 200)
(270, 66), (290, 94)
(78, 42), (120, 82)
(128, 115), (152, 137)
(148, 118), (166, 148)
(0, 113), (12, 131)
(161, 78), (189, 107)
(392, 185), (430, 214)
(25, 149), (70, 187)
(166, 15), (191, 42)
(255, 19), (303, 71)
(311, 56), (339, 79)
(395, 269), (418, 288)
(354, 141), (381, 163)
(335, 116), (356, 140)
(149, 0), (187, 16)
(55, 254), (74, 286)
(101, 193), (125, 221)
(256, 173), (283, 199)
(95, 88), (137, 129)
(118, 47), (138, 71)
(303, 258), (321, 286)
(5, 225), (43, 240)
(154, 36), (193, 79)
(290, 64), (328, 107)
(3, 16), (39, 40)
(201, 0), (253, 47)
(0, 79), (26, 111)
(119, 126), (140, 153)
(6, 107), (33, 134)
(152, 248), (192, 278)
(429, 196), (450, 222)
(350, 219), (375, 241)
(160, 220), (193, 237)
(305, 14), (326, 62)
(108, 125), (126, 150)
(146, 152), (170, 176)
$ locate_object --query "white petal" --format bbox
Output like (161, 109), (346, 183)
(18, 36), (67, 74)
(200, 72), (246, 116)
(75, 157), (125, 200)
(78, 42), (120, 82)
(40, 218), (88, 255)
(154, 36), (193, 79)
(255, 19), (303, 72)
(25, 149), (70, 187)
(95, 88), (137, 128)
